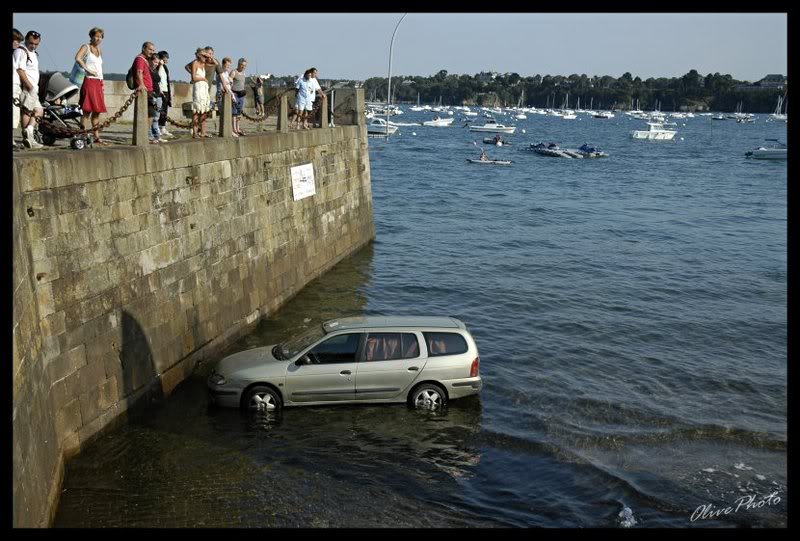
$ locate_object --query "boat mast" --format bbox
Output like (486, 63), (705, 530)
(386, 12), (408, 139)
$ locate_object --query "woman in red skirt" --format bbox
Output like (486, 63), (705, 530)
(74, 27), (108, 144)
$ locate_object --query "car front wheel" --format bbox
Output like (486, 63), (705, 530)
(410, 383), (447, 410)
(244, 385), (282, 412)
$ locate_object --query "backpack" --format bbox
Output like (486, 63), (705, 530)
(126, 60), (137, 90)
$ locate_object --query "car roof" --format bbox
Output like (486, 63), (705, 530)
(323, 316), (464, 332)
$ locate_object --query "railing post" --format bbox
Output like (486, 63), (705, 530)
(318, 93), (328, 129)
(278, 94), (289, 133)
(219, 92), (233, 138)
(133, 90), (149, 146)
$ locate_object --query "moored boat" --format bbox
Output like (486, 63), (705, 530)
(468, 119), (516, 134)
(630, 122), (677, 140)
(745, 139), (787, 160)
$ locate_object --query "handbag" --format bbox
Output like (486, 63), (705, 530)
(235, 89), (247, 98)
(69, 60), (86, 87)
(69, 45), (90, 86)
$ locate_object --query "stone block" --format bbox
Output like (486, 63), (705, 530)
(39, 310), (66, 338)
(54, 398), (82, 438)
(14, 156), (51, 192)
(48, 344), (86, 383)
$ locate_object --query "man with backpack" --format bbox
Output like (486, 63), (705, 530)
(13, 30), (44, 149)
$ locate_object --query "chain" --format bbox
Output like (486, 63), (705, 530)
(240, 88), (294, 122)
(165, 116), (196, 129)
(14, 89), (141, 138)
(14, 86), (330, 139)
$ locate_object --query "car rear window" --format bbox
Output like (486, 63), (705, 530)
(423, 332), (468, 357)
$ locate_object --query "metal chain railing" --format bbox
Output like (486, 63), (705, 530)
(241, 88), (296, 122)
(12, 89), (140, 139)
(14, 86), (333, 140)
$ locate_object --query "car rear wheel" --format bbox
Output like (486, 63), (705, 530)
(410, 383), (447, 410)
(244, 385), (282, 412)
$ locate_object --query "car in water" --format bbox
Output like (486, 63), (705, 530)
(207, 316), (482, 412)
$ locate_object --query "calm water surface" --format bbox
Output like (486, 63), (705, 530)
(54, 113), (787, 527)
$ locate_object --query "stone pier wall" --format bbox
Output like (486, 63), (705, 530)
(12, 100), (373, 527)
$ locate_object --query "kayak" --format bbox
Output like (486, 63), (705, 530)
(466, 158), (513, 165)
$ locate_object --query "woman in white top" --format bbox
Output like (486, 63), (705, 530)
(189, 48), (211, 138)
(74, 27), (108, 144)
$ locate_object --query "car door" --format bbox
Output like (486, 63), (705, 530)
(284, 333), (363, 403)
(355, 332), (426, 400)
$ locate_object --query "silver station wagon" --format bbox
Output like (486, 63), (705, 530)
(207, 316), (482, 411)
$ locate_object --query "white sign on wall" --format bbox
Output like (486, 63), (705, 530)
(290, 163), (316, 201)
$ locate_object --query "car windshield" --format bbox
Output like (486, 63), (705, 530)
(279, 324), (327, 359)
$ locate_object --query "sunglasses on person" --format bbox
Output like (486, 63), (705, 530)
(29, 31), (40, 38)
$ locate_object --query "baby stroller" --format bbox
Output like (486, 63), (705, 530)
(36, 72), (92, 150)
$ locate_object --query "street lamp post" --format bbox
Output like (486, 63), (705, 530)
(386, 12), (407, 140)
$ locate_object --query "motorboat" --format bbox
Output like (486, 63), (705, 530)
(529, 142), (608, 158)
(514, 113), (527, 120)
(483, 136), (511, 146)
(468, 119), (516, 134)
(745, 139), (787, 160)
(422, 116), (454, 127)
(630, 122), (677, 140)
(575, 143), (609, 158)
(367, 117), (398, 135)
(594, 111), (615, 119)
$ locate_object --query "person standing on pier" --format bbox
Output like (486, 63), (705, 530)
(188, 48), (212, 138)
(156, 51), (172, 138)
(74, 27), (108, 145)
(12, 28), (23, 149)
(13, 30), (44, 149)
(230, 57), (248, 136)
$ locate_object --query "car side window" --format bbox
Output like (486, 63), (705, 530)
(423, 332), (468, 357)
(364, 333), (420, 361)
(309, 333), (361, 364)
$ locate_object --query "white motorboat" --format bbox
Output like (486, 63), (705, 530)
(745, 139), (787, 160)
(367, 117), (398, 135)
(514, 113), (527, 120)
(594, 111), (615, 119)
(630, 122), (677, 140)
(422, 116), (454, 127)
(468, 119), (516, 134)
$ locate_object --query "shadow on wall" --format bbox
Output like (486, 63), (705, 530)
(120, 310), (163, 408)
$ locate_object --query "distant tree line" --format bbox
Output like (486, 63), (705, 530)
(78, 69), (786, 113)
(360, 69), (786, 113)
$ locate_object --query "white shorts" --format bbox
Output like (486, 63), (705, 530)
(295, 98), (313, 112)
(20, 88), (42, 113)
(192, 80), (211, 113)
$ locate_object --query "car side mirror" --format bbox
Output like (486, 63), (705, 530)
(296, 355), (310, 366)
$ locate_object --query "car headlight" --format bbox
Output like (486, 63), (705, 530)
(209, 374), (226, 386)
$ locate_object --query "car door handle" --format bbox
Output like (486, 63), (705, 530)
(407, 367), (419, 371)
(340, 370), (352, 375)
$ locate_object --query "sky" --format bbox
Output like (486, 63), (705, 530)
(11, 13), (788, 82)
